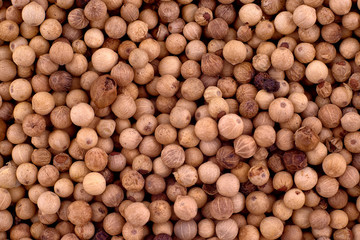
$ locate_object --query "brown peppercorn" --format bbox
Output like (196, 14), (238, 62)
(68, 8), (89, 30)
(239, 3), (263, 26)
(53, 153), (72, 172)
(202, 183), (218, 196)
(110, 62), (134, 87)
(22, 114), (46, 137)
(201, 53), (223, 77)
(168, 18), (185, 34)
(0, 20), (19, 42)
(316, 81), (332, 98)
(215, 4), (236, 24)
(255, 20), (275, 41)
(246, 191), (269, 215)
(260, 217), (284, 239)
(333, 228), (353, 240)
(216, 146), (240, 169)
(218, 114), (244, 140)
(248, 164), (270, 186)
(195, 7), (213, 26)
(254, 72), (280, 93)
(329, 0), (351, 15)
(169, 106), (191, 128)
(237, 24), (253, 42)
(148, 200), (171, 224)
(49, 42), (74, 66)
(318, 104), (342, 128)
(317, 7), (335, 25)
(40, 228), (60, 240)
(133, 154), (152, 174)
(194, 117), (218, 141)
(92, 48), (119, 73)
(180, 78), (205, 101)
(166, 181), (186, 202)
(120, 3), (139, 22)
(273, 171), (293, 192)
(121, 169), (145, 191)
(260, 0), (282, 15)
(158, 1), (180, 23)
(349, 73), (360, 91)
(271, 47), (295, 71)
(161, 144), (185, 168)
(326, 137), (343, 153)
(309, 209), (331, 229)
(111, 94), (136, 119)
(338, 166), (359, 189)
(36, 54), (59, 76)
(156, 75), (179, 98)
(174, 195), (198, 221)
(321, 23), (342, 43)
(84, 0), (107, 21)
(269, 98), (295, 123)
(252, 54), (270, 72)
(274, 12), (297, 35)
(283, 150), (308, 173)
(174, 164), (198, 187)
(154, 234), (172, 240)
(174, 220), (197, 240)
(90, 75), (117, 109)
(67, 200), (92, 226)
(210, 195), (234, 220)
(344, 132), (360, 153)
(37, 192), (60, 216)
(84, 147), (108, 172)
(216, 77), (236, 98)
(293, 5), (316, 29)
(49, 71), (72, 92)
(332, 60), (352, 83)
(294, 126), (320, 152)
(206, 18), (228, 40)
(254, 124), (276, 147)
(234, 135), (257, 159)
(236, 84), (257, 104)
(316, 175), (339, 198)
(268, 154), (285, 173)
(315, 42), (336, 63)
(124, 202), (150, 227)
(223, 40), (247, 65)
(208, 97), (229, 119)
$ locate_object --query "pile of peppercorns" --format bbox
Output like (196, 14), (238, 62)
(1, 0), (360, 239)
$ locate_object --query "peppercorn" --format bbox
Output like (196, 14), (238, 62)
(294, 126), (320, 152)
(254, 72), (280, 93)
(210, 195), (234, 220)
(282, 150), (307, 173)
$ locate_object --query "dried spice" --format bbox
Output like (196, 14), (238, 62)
(254, 72), (280, 93)
(282, 150), (308, 174)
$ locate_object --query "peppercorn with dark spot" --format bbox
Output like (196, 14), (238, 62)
(325, 137), (343, 153)
(92, 229), (110, 240)
(282, 150), (308, 174)
(154, 234), (172, 240)
(239, 99), (259, 118)
(240, 180), (257, 195)
(268, 153), (285, 173)
(76, 0), (91, 7)
(202, 183), (218, 195)
(216, 146), (240, 169)
(253, 72), (280, 93)
(49, 71), (73, 92)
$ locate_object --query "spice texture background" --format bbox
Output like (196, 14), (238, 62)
(1, 0), (360, 239)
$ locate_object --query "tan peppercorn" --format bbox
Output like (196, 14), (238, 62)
(67, 200), (92, 226)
